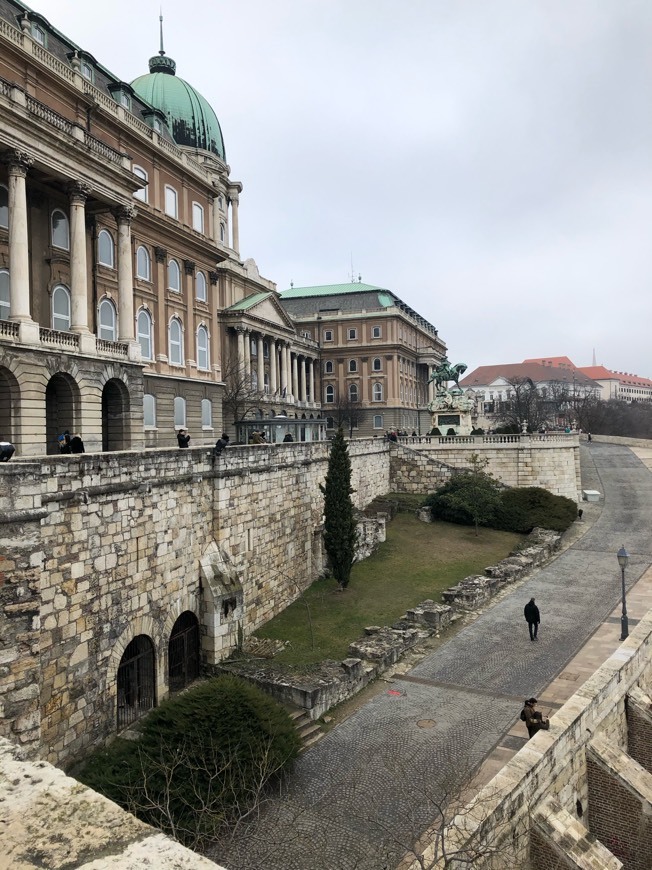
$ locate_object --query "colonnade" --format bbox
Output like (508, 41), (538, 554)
(3, 147), (136, 348)
(235, 326), (316, 403)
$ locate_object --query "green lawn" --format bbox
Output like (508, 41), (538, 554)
(255, 514), (522, 664)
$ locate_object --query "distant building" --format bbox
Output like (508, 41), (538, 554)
(526, 357), (652, 404)
(278, 282), (447, 436)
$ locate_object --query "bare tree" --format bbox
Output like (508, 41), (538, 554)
(328, 389), (360, 437)
(221, 352), (265, 431)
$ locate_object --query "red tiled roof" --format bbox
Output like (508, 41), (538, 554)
(522, 356), (577, 369)
(579, 366), (652, 387)
(460, 362), (597, 388)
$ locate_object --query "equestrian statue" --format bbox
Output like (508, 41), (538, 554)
(428, 358), (468, 393)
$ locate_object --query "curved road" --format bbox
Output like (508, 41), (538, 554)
(221, 443), (652, 870)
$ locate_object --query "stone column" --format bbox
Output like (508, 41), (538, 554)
(68, 181), (92, 337)
(309, 358), (315, 404)
(300, 356), (307, 402)
(114, 205), (137, 347)
(212, 193), (221, 243)
(270, 338), (278, 393)
(292, 352), (299, 401)
(236, 327), (245, 372)
(243, 328), (251, 381)
(4, 150), (38, 343)
(257, 334), (264, 392)
(280, 342), (288, 396)
(230, 193), (240, 255)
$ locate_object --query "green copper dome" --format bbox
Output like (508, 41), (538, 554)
(131, 53), (226, 160)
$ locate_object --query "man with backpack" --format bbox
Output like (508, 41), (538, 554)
(520, 698), (550, 739)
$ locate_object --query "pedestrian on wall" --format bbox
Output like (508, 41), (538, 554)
(177, 429), (191, 448)
(0, 439), (15, 461)
(213, 433), (229, 456)
(587, 432), (592, 442)
(524, 597), (540, 641)
(70, 433), (85, 454)
(520, 698), (550, 739)
(283, 432), (294, 442)
(58, 430), (72, 454)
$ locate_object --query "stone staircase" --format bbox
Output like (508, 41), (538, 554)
(288, 707), (324, 752)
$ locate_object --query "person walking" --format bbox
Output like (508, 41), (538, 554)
(520, 698), (550, 739)
(524, 597), (540, 641)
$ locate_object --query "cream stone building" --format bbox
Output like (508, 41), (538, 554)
(279, 281), (447, 436)
(0, 0), (321, 455)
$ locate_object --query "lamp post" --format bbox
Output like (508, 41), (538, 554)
(617, 545), (629, 641)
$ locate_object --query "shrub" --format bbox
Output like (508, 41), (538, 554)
(424, 471), (501, 531)
(495, 487), (577, 533)
(77, 676), (300, 849)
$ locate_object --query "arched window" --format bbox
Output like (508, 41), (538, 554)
(117, 635), (156, 730)
(192, 203), (204, 233)
(98, 298), (117, 340)
(137, 309), (153, 360)
(167, 259), (180, 292)
(220, 222), (226, 242)
(136, 245), (150, 281)
(133, 166), (148, 202)
(197, 325), (209, 370)
(0, 270), (9, 320)
(165, 185), (178, 218)
(52, 284), (71, 331)
(373, 357), (382, 371)
(168, 612), (200, 693)
(196, 271), (207, 301)
(174, 396), (186, 428)
(218, 194), (224, 210)
(373, 382), (383, 402)
(349, 384), (359, 402)
(51, 209), (69, 250)
(325, 360), (334, 374)
(201, 399), (212, 428)
(348, 359), (357, 373)
(325, 385), (334, 403)
(169, 317), (184, 365)
(98, 229), (115, 267)
(143, 393), (156, 427)
(0, 185), (7, 229)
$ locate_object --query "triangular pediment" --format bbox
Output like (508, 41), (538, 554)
(225, 292), (296, 331)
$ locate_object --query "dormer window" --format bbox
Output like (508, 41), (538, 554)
(31, 23), (46, 45)
(120, 92), (131, 109)
(81, 62), (93, 82)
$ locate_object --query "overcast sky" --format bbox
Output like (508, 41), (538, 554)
(44, 0), (652, 376)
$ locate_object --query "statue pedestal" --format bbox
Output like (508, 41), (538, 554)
(428, 390), (477, 436)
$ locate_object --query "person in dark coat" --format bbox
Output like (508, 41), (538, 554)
(520, 698), (549, 739)
(0, 440), (15, 461)
(70, 434), (85, 454)
(524, 597), (540, 641)
(283, 432), (293, 442)
(58, 431), (72, 454)
(213, 433), (229, 456)
(177, 429), (191, 448)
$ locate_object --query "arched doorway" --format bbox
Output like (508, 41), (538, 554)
(45, 372), (79, 454)
(168, 611), (200, 693)
(116, 634), (156, 730)
(102, 378), (130, 451)
(0, 366), (19, 445)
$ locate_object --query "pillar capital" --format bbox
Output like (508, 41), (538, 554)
(68, 180), (92, 204)
(154, 246), (167, 264)
(113, 204), (137, 225)
(2, 149), (34, 176)
(208, 270), (219, 285)
(183, 259), (196, 276)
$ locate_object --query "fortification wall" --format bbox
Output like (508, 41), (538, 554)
(409, 608), (652, 869)
(0, 441), (390, 768)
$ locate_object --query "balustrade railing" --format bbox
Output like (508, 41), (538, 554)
(0, 320), (20, 340)
(39, 327), (80, 350)
(26, 94), (73, 134)
(84, 131), (124, 165)
(97, 338), (128, 357)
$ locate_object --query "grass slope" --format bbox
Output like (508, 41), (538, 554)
(255, 514), (521, 664)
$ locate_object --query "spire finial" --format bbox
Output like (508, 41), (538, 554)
(159, 8), (165, 56)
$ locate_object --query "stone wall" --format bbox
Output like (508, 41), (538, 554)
(0, 440), (390, 768)
(408, 607), (652, 869)
(398, 434), (582, 501)
(0, 737), (224, 870)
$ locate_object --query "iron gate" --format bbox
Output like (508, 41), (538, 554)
(168, 612), (200, 693)
(116, 635), (155, 730)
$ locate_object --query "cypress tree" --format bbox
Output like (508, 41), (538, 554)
(320, 427), (356, 589)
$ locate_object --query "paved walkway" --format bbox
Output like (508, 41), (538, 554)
(221, 443), (652, 870)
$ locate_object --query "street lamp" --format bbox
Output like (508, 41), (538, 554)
(617, 545), (629, 640)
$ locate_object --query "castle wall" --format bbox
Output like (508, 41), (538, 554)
(0, 440), (390, 768)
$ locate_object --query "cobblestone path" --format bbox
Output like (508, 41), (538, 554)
(221, 443), (652, 870)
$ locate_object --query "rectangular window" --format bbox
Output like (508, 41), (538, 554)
(324, 330), (333, 342)
(165, 186), (178, 219)
(348, 328), (357, 340)
(372, 326), (381, 338)
(192, 202), (204, 233)
(374, 415), (383, 429)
